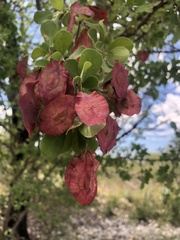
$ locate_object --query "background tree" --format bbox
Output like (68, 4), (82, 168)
(0, 0), (179, 239)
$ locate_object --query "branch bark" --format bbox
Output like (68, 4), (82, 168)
(125, 0), (168, 38)
(117, 105), (152, 141)
(35, 0), (42, 10)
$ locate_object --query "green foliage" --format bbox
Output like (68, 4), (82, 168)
(78, 49), (103, 80)
(53, 30), (73, 54)
(34, 10), (53, 24)
(79, 123), (106, 138)
(40, 132), (72, 159)
(51, 0), (64, 11)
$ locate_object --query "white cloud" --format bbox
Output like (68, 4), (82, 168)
(0, 106), (12, 119)
(152, 93), (180, 129)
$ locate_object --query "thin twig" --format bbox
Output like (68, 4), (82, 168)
(35, 0), (42, 10)
(125, 0), (168, 38)
(117, 105), (152, 141)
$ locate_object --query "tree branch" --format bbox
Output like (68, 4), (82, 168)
(137, 1), (168, 32)
(117, 105), (152, 141)
(126, 0), (168, 38)
(149, 49), (180, 54)
(35, 0), (42, 10)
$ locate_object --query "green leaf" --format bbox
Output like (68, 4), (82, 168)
(108, 46), (130, 64)
(40, 134), (68, 159)
(85, 19), (106, 41)
(78, 49), (103, 79)
(136, 3), (153, 13)
(41, 20), (58, 41)
(62, 12), (70, 27)
(87, 138), (98, 152)
(73, 76), (81, 88)
(102, 60), (112, 73)
(34, 59), (49, 68)
(50, 51), (62, 60)
(95, 41), (103, 50)
(68, 46), (85, 59)
(53, 30), (73, 55)
(34, 11), (53, 24)
(135, 0), (145, 6)
(51, 0), (64, 11)
(67, 116), (82, 133)
(64, 59), (79, 78)
(63, 131), (73, 153)
(88, 28), (97, 43)
(82, 76), (99, 89)
(40, 42), (49, 52)
(109, 37), (133, 52)
(79, 122), (106, 138)
(72, 130), (86, 154)
(31, 47), (47, 60)
(80, 61), (92, 81)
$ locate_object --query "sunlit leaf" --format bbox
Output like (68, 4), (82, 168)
(109, 46), (130, 64)
(80, 61), (92, 81)
(41, 20), (58, 41)
(109, 37), (133, 52)
(50, 51), (62, 60)
(50, 0), (64, 11)
(136, 3), (153, 13)
(31, 47), (47, 60)
(85, 19), (105, 41)
(53, 30), (73, 55)
(78, 49), (103, 79)
(67, 116), (82, 133)
(34, 10), (53, 24)
(79, 122), (106, 138)
(34, 59), (49, 68)
(68, 46), (86, 60)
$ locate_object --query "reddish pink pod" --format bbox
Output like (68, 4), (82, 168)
(97, 115), (120, 154)
(68, 2), (94, 32)
(137, 50), (149, 62)
(65, 151), (99, 206)
(75, 91), (109, 126)
(111, 61), (129, 100)
(87, 5), (108, 23)
(18, 71), (41, 136)
(39, 94), (76, 136)
(115, 89), (141, 116)
(111, 61), (141, 116)
(38, 61), (68, 105)
(17, 58), (27, 80)
(72, 29), (92, 52)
